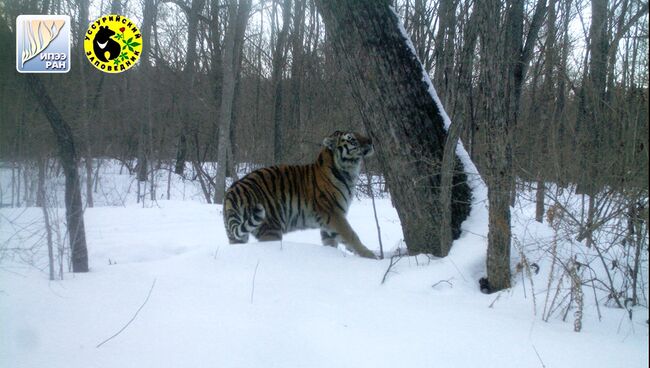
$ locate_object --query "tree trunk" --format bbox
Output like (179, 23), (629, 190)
(473, 0), (546, 292)
(288, 0), (306, 161)
(536, 0), (557, 223)
(76, 0), (94, 208)
(437, 0), (462, 256)
(315, 0), (472, 256)
(451, 0), (479, 161)
(577, 0), (608, 195)
(271, 0), (291, 163)
(38, 158), (55, 281)
(439, 119), (465, 256)
(175, 0), (206, 175)
(26, 75), (88, 273)
(433, 0), (456, 107)
(214, 0), (252, 204)
(137, 0), (156, 185)
(476, 0), (512, 291)
(481, 0), (514, 290)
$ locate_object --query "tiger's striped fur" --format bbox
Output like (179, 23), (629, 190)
(223, 131), (376, 259)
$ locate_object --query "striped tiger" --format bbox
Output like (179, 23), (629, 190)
(223, 131), (377, 259)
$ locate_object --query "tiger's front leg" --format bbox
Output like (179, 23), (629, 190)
(325, 214), (377, 259)
(254, 224), (283, 242)
(320, 230), (339, 247)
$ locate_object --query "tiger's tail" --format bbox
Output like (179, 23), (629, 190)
(224, 199), (266, 243)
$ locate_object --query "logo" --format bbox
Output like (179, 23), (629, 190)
(84, 14), (142, 73)
(16, 15), (71, 73)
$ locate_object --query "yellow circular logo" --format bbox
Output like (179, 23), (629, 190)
(84, 14), (142, 73)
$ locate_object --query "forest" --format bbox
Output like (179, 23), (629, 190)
(0, 0), (648, 366)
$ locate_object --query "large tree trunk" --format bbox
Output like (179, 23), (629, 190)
(27, 75), (89, 273)
(315, 0), (472, 256)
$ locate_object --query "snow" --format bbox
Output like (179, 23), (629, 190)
(0, 162), (647, 368)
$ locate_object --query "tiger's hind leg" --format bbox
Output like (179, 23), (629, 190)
(254, 224), (283, 242)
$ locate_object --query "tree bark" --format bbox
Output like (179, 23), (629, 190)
(26, 75), (89, 273)
(315, 0), (472, 256)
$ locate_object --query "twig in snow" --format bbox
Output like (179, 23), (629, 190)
(488, 291), (503, 308)
(250, 260), (260, 304)
(431, 278), (454, 289)
(381, 249), (403, 285)
(532, 345), (546, 368)
(513, 238), (538, 315)
(96, 278), (157, 348)
(448, 257), (467, 282)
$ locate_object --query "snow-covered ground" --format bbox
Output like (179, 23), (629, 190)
(0, 162), (647, 367)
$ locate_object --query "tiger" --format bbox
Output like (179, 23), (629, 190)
(222, 131), (377, 259)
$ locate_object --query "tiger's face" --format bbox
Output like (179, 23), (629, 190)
(323, 131), (374, 169)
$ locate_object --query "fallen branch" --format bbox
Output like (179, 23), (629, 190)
(431, 278), (454, 289)
(96, 278), (157, 348)
(381, 249), (404, 285)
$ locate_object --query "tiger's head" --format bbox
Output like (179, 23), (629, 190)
(322, 131), (374, 171)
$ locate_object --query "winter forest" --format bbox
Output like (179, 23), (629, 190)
(0, 0), (648, 366)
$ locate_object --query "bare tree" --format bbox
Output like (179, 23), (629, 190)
(476, 0), (546, 291)
(271, 0), (291, 163)
(26, 74), (89, 273)
(175, 0), (207, 175)
(215, 0), (253, 204)
(138, 0), (157, 190)
(287, 0), (306, 161)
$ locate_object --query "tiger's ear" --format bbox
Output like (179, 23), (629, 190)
(322, 136), (336, 151)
